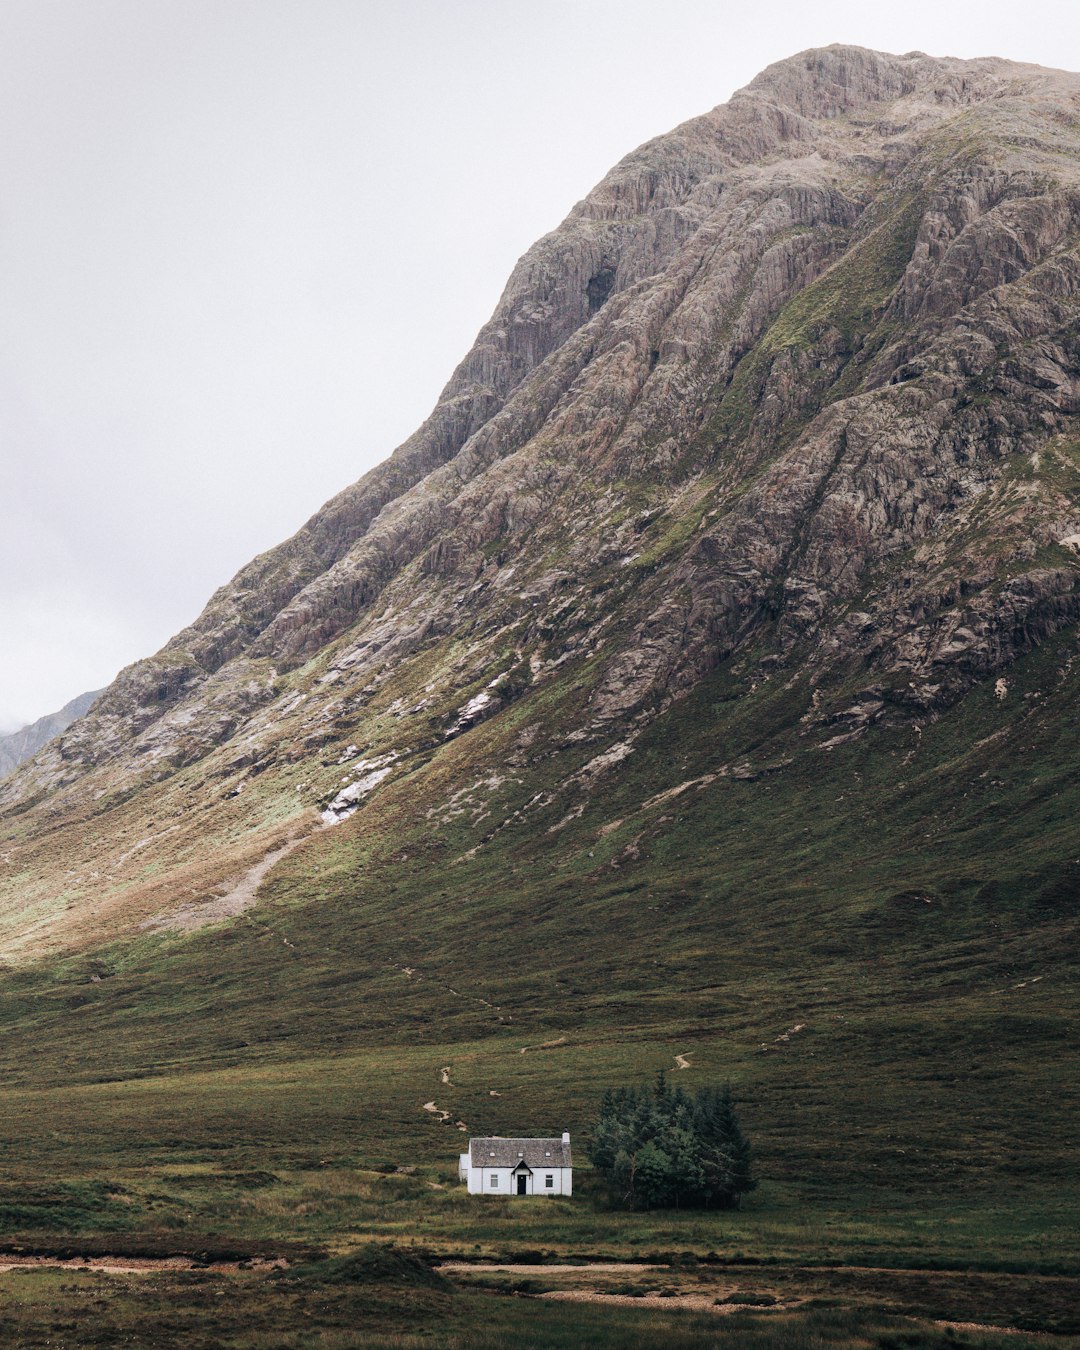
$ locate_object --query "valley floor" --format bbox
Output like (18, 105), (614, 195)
(0, 1246), (1076, 1348)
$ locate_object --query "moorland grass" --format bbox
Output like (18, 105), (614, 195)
(0, 1262), (1072, 1349)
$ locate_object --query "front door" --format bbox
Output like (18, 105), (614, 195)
(516, 1174), (527, 1195)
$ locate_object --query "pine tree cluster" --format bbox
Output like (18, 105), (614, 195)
(587, 1073), (756, 1210)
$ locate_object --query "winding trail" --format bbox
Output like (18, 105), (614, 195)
(141, 827), (320, 934)
(421, 1100), (467, 1131)
(389, 963), (507, 1022)
(673, 1053), (691, 1070)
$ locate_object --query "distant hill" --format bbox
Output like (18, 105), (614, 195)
(0, 689), (102, 779)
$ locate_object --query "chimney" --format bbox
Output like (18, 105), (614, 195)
(562, 1131), (570, 1144)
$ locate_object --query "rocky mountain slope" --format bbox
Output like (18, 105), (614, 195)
(0, 689), (101, 781)
(1, 44), (1078, 963)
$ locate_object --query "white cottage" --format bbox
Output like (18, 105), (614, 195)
(459, 1133), (572, 1196)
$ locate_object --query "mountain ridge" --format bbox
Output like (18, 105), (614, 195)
(0, 689), (102, 781)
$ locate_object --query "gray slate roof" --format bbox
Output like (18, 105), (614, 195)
(469, 1137), (571, 1168)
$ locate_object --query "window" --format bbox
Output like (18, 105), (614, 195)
(489, 1173), (499, 1187)
(545, 1175), (554, 1188)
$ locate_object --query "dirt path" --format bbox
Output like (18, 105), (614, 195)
(422, 1100), (467, 1131)
(425, 1061), (465, 1129)
(141, 828), (319, 934)
(390, 964), (507, 1023)
(674, 1052), (691, 1070)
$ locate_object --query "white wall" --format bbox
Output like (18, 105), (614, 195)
(466, 1164), (571, 1196)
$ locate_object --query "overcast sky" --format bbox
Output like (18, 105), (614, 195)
(1, 0), (1077, 730)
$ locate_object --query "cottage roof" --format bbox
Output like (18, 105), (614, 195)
(469, 1136), (571, 1168)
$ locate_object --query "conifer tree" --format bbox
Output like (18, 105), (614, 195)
(695, 1083), (758, 1208)
(586, 1075), (756, 1210)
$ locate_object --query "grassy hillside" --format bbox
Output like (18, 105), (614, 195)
(0, 628), (1075, 1341)
(0, 627), (1075, 1291)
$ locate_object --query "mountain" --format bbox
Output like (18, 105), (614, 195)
(0, 45), (1077, 1289)
(0, 688), (102, 780)
(2, 43), (1078, 949)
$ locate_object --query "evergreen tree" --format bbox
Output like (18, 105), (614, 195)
(694, 1083), (758, 1208)
(634, 1139), (673, 1209)
(586, 1074), (756, 1210)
